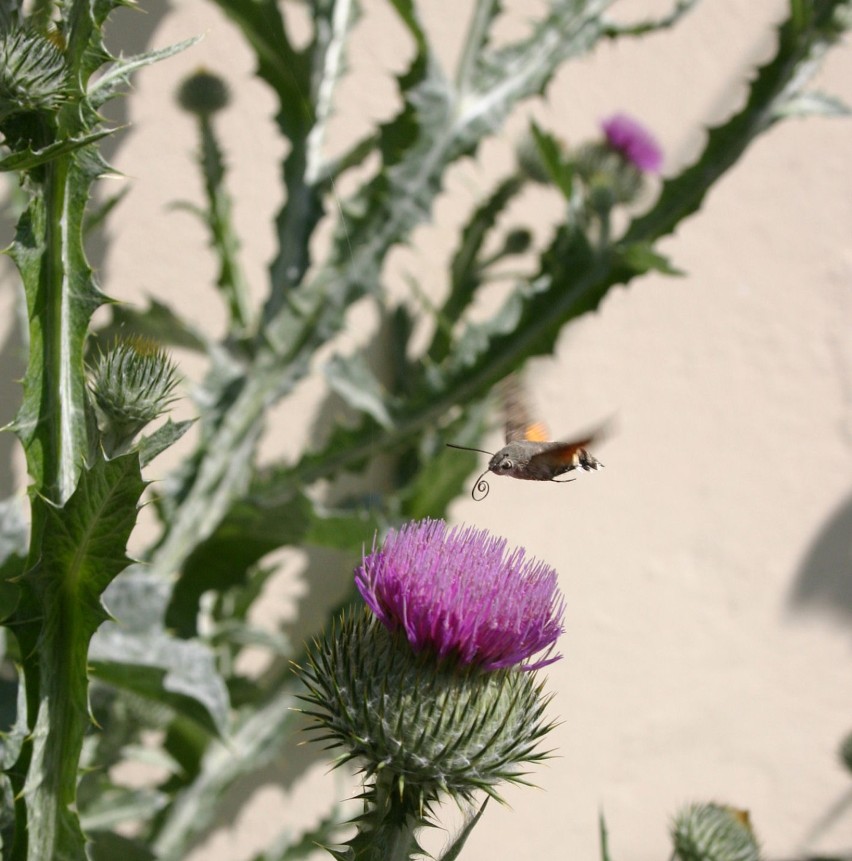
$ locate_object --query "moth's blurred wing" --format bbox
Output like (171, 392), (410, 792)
(519, 422), (550, 442)
(500, 374), (551, 443)
(528, 437), (595, 467)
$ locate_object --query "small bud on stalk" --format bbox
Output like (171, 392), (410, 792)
(88, 338), (179, 457)
(671, 802), (761, 861)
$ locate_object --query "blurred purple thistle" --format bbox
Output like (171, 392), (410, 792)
(601, 112), (663, 173)
(355, 518), (565, 671)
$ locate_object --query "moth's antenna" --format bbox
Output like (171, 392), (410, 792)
(471, 468), (491, 502)
(446, 443), (494, 457)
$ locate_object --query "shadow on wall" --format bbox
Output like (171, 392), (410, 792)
(91, 0), (171, 273)
(788, 490), (852, 633)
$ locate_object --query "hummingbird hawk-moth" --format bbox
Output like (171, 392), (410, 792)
(447, 377), (604, 501)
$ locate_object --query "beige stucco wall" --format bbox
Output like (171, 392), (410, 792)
(3, 0), (852, 859)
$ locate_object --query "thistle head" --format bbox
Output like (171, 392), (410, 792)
(355, 518), (565, 671)
(88, 338), (180, 456)
(0, 27), (69, 151)
(573, 112), (663, 212)
(0, 27), (69, 122)
(295, 519), (565, 808)
(601, 113), (663, 174)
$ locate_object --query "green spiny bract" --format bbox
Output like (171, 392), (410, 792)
(574, 142), (645, 209)
(88, 338), (180, 456)
(0, 27), (68, 120)
(295, 607), (557, 808)
(671, 803), (761, 861)
(515, 130), (560, 185)
(0, 26), (70, 149)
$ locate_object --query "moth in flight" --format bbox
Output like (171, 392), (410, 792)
(448, 376), (605, 501)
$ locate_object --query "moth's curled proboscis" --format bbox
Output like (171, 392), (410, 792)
(471, 470), (491, 502)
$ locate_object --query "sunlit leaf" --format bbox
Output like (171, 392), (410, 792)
(775, 89), (851, 117)
(139, 419), (195, 468)
(0, 131), (113, 172)
(324, 354), (395, 429)
(91, 566), (230, 736)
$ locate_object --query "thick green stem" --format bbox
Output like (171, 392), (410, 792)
(42, 158), (82, 502)
(7, 9), (130, 850)
(455, 0), (498, 92)
(12, 153), (96, 509)
(8, 148), (95, 858)
(15, 568), (93, 861)
(343, 771), (425, 861)
(11, 454), (145, 861)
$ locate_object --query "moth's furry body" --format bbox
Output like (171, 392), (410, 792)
(488, 439), (601, 482)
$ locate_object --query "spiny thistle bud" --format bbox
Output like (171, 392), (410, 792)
(176, 69), (230, 117)
(88, 338), (180, 456)
(671, 803), (761, 861)
(0, 28), (69, 123)
(298, 608), (556, 801)
(295, 520), (564, 855)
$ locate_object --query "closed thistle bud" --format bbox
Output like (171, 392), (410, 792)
(88, 339), (179, 456)
(295, 519), (565, 858)
(0, 28), (69, 123)
(671, 803), (761, 861)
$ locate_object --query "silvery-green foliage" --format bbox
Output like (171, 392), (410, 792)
(0, 0), (849, 859)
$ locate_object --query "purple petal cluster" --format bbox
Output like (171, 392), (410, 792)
(355, 519), (565, 671)
(601, 112), (663, 173)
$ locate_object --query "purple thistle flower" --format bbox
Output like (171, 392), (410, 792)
(601, 112), (663, 174)
(355, 518), (565, 671)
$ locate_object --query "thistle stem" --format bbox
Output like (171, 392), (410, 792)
(343, 771), (424, 861)
(456, 0), (497, 92)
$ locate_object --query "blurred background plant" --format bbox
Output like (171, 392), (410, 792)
(0, 0), (850, 859)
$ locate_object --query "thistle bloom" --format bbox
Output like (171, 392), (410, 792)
(601, 112), (663, 174)
(355, 518), (564, 671)
(296, 520), (564, 856)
